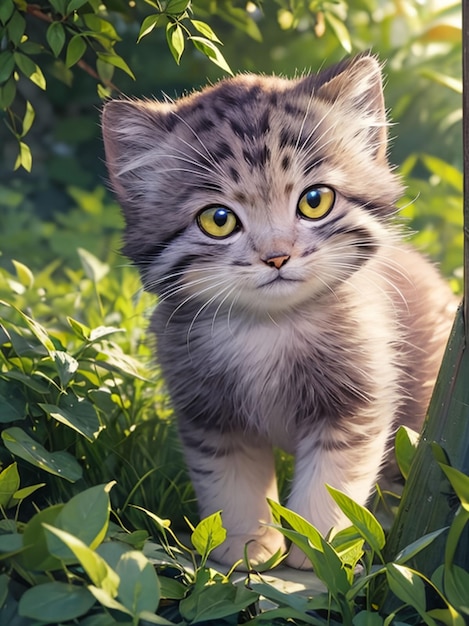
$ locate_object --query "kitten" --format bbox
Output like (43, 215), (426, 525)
(102, 54), (456, 569)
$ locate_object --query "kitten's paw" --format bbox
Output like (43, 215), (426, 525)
(286, 545), (313, 570)
(210, 527), (286, 570)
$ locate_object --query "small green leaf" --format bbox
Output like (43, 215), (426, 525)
(324, 11), (352, 53)
(6, 10), (26, 46)
(394, 528), (448, 565)
(159, 576), (186, 600)
(0, 395), (23, 423)
(18, 582), (96, 622)
(67, 0), (91, 11)
(395, 426), (420, 480)
(14, 141), (32, 172)
(14, 52), (46, 89)
(189, 36), (232, 75)
(439, 464), (469, 510)
(137, 14), (160, 43)
(51, 350), (79, 387)
(326, 485), (385, 557)
(67, 316), (91, 340)
(116, 551), (160, 615)
(40, 396), (101, 442)
(12, 259), (34, 288)
(46, 21), (66, 57)
(191, 511), (226, 563)
(78, 247), (109, 282)
(2, 427), (82, 482)
(166, 0), (190, 15)
(421, 154), (463, 192)
(0, 76), (16, 109)
(0, 0), (14, 24)
(180, 580), (258, 623)
(21, 100), (35, 137)
(444, 565), (469, 614)
(0, 463), (20, 508)
(385, 564), (429, 620)
(65, 35), (87, 68)
(190, 19), (221, 43)
(44, 525), (120, 597)
(95, 52), (135, 79)
(166, 22), (185, 64)
(20, 504), (65, 571)
(0, 50), (15, 83)
(353, 611), (384, 626)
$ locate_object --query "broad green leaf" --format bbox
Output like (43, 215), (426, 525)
(44, 525), (120, 596)
(353, 611), (384, 626)
(46, 21), (66, 57)
(18, 582), (95, 622)
(445, 506), (469, 567)
(385, 564), (431, 623)
(0, 463), (20, 507)
(89, 325), (124, 341)
(166, 23), (185, 64)
(46, 483), (113, 562)
(67, 0), (90, 11)
(179, 580), (258, 622)
(0, 0), (14, 23)
(20, 504), (64, 571)
(395, 426), (420, 480)
(2, 427), (82, 482)
(12, 306), (55, 352)
(51, 350), (79, 387)
(165, 0), (190, 15)
(116, 550), (160, 615)
(1, 370), (49, 393)
(65, 35), (87, 68)
(96, 58), (114, 83)
(159, 576), (186, 600)
(439, 463), (469, 510)
(67, 316), (91, 340)
(40, 396), (100, 442)
(190, 19), (221, 43)
(7, 10), (26, 45)
(14, 52), (45, 89)
(0, 51), (15, 83)
(14, 141), (32, 172)
(268, 499), (323, 549)
(324, 11), (352, 53)
(421, 154), (463, 192)
(95, 52), (135, 79)
(137, 14), (160, 42)
(444, 566), (469, 615)
(0, 533), (23, 556)
(0, 395), (24, 423)
(189, 36), (232, 75)
(88, 585), (132, 615)
(78, 248), (109, 283)
(326, 485), (385, 557)
(191, 511), (226, 563)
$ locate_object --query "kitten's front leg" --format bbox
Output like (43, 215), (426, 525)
(180, 426), (286, 568)
(286, 422), (391, 569)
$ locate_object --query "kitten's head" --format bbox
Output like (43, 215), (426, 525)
(102, 54), (403, 315)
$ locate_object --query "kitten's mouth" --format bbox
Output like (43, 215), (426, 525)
(259, 275), (304, 288)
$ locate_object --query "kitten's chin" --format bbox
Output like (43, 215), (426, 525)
(241, 277), (329, 314)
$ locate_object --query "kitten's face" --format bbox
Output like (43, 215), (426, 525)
(102, 55), (403, 315)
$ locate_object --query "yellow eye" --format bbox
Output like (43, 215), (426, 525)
(197, 206), (240, 239)
(297, 185), (335, 221)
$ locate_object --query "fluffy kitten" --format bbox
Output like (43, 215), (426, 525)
(102, 54), (456, 569)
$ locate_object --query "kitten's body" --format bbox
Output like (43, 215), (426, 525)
(102, 55), (456, 568)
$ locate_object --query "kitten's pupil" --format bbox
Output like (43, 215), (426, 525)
(214, 209), (229, 227)
(306, 190), (321, 208)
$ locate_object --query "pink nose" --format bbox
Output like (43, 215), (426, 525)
(263, 255), (290, 269)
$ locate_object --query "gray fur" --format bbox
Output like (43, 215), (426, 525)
(102, 55), (456, 568)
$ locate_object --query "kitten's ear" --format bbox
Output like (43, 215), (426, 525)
(101, 99), (172, 217)
(313, 55), (388, 162)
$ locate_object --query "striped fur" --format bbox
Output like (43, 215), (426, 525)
(102, 55), (456, 568)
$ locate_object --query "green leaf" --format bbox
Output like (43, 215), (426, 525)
(159, 576), (186, 600)
(190, 19), (221, 43)
(46, 21), (66, 57)
(0, 76), (16, 109)
(385, 564), (432, 624)
(116, 551), (160, 615)
(420, 68), (462, 94)
(191, 511), (226, 563)
(40, 397), (100, 441)
(14, 141), (32, 172)
(95, 52), (135, 79)
(67, 0), (91, 11)
(326, 485), (385, 557)
(65, 35), (87, 68)
(179, 580), (258, 623)
(20, 504), (65, 571)
(21, 100), (35, 137)
(444, 565), (469, 614)
(12, 259), (34, 288)
(166, 0), (190, 15)
(14, 53), (46, 89)
(0, 463), (20, 508)
(0, 395), (23, 423)
(394, 528), (448, 565)
(166, 22), (185, 64)
(6, 10), (26, 46)
(46, 484), (113, 562)
(0, 533), (23, 556)
(137, 14), (160, 43)
(421, 154), (463, 193)
(68, 316), (91, 340)
(10, 306), (55, 352)
(439, 463), (469, 510)
(51, 350), (79, 387)
(44, 525), (120, 596)
(18, 582), (95, 622)
(395, 426), (420, 480)
(0, 0), (14, 24)
(2, 427), (83, 482)
(189, 36), (232, 75)
(0, 50), (15, 83)
(352, 611), (384, 626)
(324, 11), (352, 53)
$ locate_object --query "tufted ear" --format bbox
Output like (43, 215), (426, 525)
(301, 55), (388, 163)
(101, 99), (174, 221)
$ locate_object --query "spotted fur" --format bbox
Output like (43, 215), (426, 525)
(102, 55), (456, 568)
